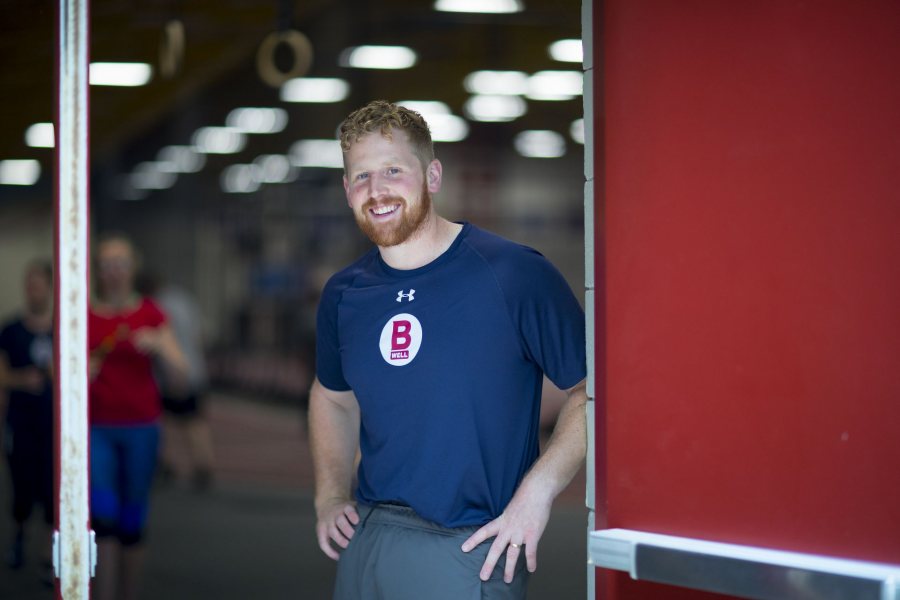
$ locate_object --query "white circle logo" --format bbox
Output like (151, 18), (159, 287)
(379, 313), (422, 366)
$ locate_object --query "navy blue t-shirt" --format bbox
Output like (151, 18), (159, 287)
(316, 223), (586, 527)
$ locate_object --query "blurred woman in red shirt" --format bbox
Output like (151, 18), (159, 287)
(89, 234), (187, 600)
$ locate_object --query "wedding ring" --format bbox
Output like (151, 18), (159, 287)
(510, 543), (521, 549)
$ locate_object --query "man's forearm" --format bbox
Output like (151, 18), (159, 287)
(517, 381), (588, 503)
(308, 381), (360, 512)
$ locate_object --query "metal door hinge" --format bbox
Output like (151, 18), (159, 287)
(52, 529), (98, 579)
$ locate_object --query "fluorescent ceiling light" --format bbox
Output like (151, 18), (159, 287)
(191, 127), (247, 154)
(435, 0), (523, 14)
(340, 46), (417, 70)
(396, 100), (451, 118)
(290, 139), (344, 169)
(549, 39), (584, 63)
(90, 62), (153, 87)
(130, 162), (177, 190)
(570, 118), (585, 145)
(428, 114), (469, 142)
(514, 130), (566, 158)
(463, 70), (529, 96)
(221, 164), (261, 193)
(464, 95), (526, 122)
(226, 107), (288, 134)
(0, 159), (41, 185)
(119, 183), (148, 202)
(25, 123), (55, 148)
(526, 71), (583, 101)
(395, 102), (467, 141)
(280, 78), (349, 103)
(252, 155), (296, 183)
(157, 145), (205, 173)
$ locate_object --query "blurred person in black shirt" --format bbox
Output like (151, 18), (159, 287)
(0, 260), (54, 576)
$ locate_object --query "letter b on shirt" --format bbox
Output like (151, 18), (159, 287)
(392, 320), (412, 350)
(380, 313), (422, 366)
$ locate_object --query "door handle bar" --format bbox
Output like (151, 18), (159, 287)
(589, 528), (900, 600)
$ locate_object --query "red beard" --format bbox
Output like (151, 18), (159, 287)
(355, 181), (431, 247)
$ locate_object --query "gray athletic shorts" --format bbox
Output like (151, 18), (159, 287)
(333, 503), (529, 600)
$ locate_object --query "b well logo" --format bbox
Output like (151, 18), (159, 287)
(379, 313), (422, 366)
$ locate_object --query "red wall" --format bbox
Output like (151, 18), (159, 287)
(596, 0), (900, 597)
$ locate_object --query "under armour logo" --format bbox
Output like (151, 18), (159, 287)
(396, 289), (416, 302)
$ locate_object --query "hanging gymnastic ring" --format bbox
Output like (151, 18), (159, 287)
(256, 29), (313, 88)
(159, 18), (185, 79)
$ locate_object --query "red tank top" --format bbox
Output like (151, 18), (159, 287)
(89, 297), (166, 424)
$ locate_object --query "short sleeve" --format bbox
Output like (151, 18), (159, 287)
(497, 249), (586, 390)
(315, 278), (351, 392)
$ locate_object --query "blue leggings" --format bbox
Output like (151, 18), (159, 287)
(90, 424), (159, 545)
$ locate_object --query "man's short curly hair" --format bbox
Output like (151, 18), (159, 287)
(339, 100), (434, 169)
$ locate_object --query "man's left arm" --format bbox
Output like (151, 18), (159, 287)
(461, 378), (588, 583)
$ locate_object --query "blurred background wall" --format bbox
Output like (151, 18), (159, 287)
(1, 0), (586, 401)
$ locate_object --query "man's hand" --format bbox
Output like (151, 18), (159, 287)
(460, 483), (553, 583)
(315, 498), (360, 560)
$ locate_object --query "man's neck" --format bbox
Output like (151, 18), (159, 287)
(378, 214), (463, 271)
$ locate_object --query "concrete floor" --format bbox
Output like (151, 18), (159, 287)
(1, 393), (588, 599)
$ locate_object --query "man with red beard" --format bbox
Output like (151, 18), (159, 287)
(310, 100), (587, 599)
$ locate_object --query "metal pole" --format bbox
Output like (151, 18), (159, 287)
(55, 0), (94, 597)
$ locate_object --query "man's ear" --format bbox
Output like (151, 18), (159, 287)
(342, 174), (351, 206)
(426, 159), (443, 193)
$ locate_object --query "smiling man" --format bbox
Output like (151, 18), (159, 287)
(310, 100), (587, 600)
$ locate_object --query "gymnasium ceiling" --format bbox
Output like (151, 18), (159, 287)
(0, 0), (585, 197)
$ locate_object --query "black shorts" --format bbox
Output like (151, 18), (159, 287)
(161, 393), (202, 418)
